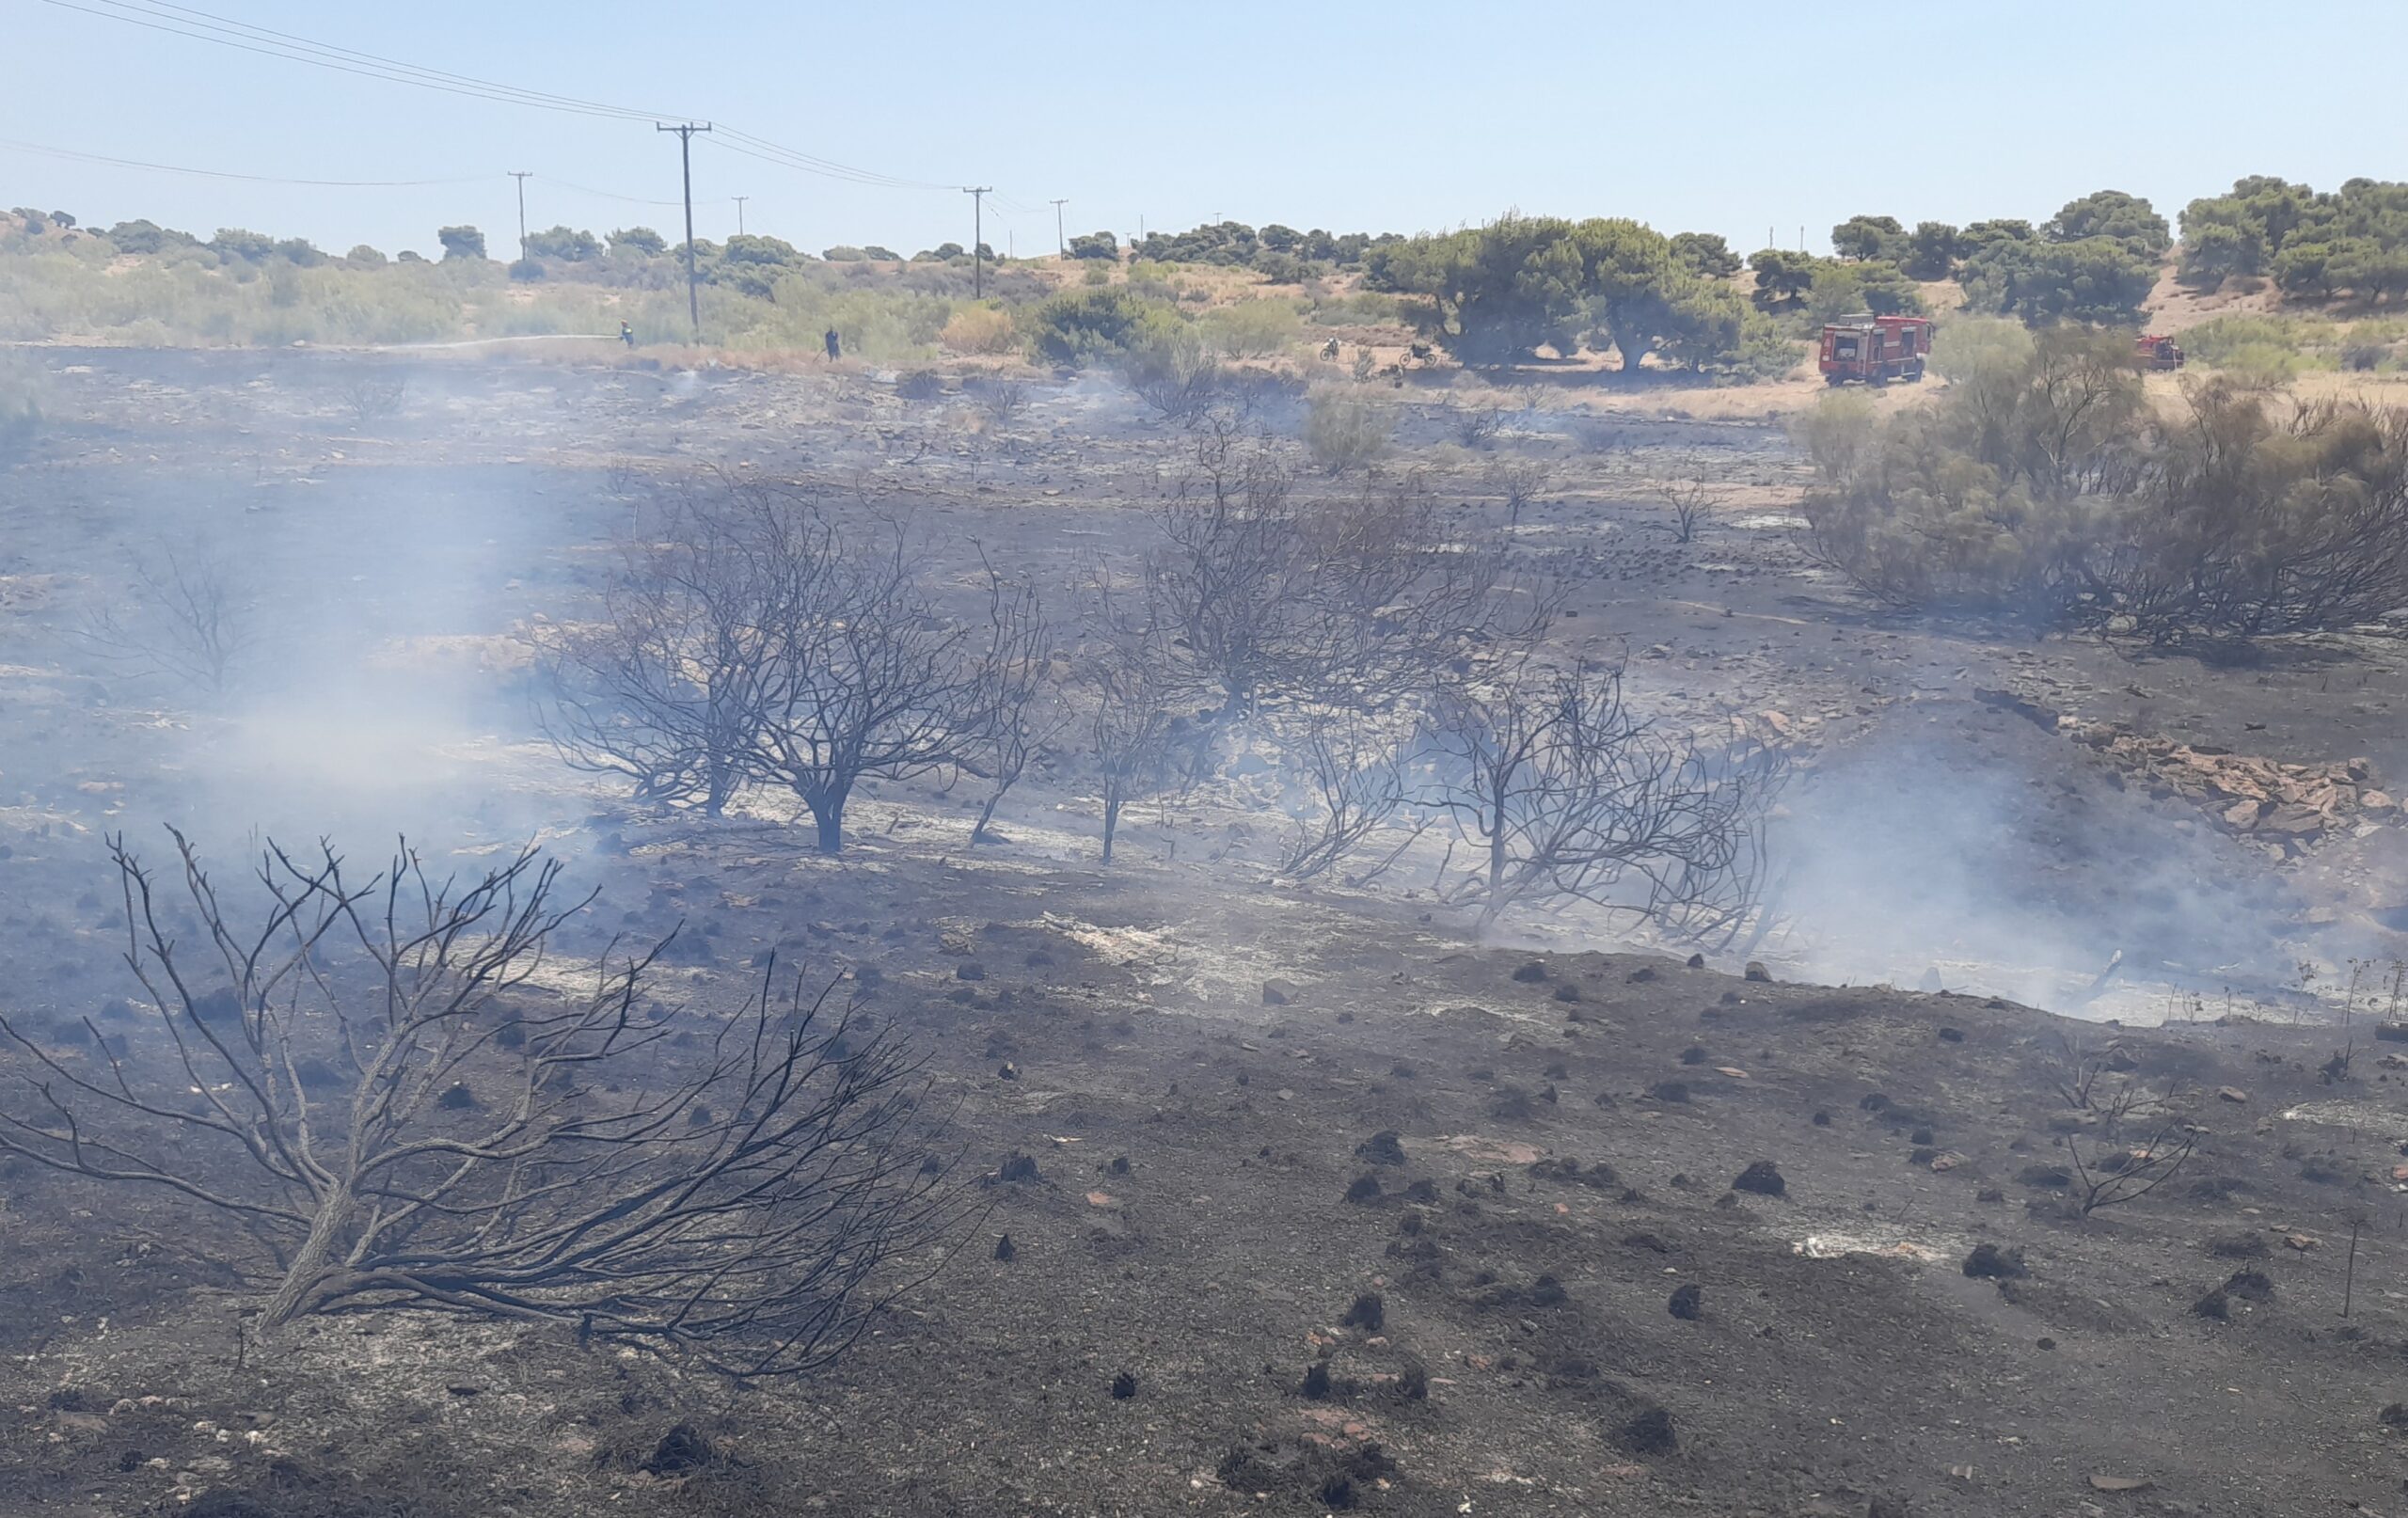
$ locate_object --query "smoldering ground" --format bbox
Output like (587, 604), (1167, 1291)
(1764, 698), (2308, 1013)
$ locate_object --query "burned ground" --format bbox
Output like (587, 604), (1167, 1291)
(0, 349), (2405, 1516)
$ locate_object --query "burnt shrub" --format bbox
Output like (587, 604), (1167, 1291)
(1343, 1174), (1384, 1204)
(1667, 1283), (1703, 1320)
(1341, 1291), (1386, 1331)
(2223, 1269), (2274, 1303)
(1620, 1406), (1677, 1455)
(1963, 1242), (2027, 1280)
(1732, 1160), (1785, 1196)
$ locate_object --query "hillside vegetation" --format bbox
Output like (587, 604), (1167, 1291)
(8, 174), (2408, 387)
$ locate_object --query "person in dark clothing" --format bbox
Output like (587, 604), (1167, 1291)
(620, 321), (635, 349)
(824, 326), (842, 361)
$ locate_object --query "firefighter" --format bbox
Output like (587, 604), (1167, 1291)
(1322, 337), (1340, 360)
(824, 326), (841, 361)
(619, 321), (635, 349)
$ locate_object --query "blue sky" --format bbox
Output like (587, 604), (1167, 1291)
(8, 0), (2405, 260)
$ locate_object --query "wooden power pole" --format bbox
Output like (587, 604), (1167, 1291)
(657, 121), (713, 337)
(963, 185), (991, 298)
(510, 171), (532, 261)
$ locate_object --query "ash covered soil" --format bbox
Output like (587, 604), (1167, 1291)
(0, 350), (2405, 1516)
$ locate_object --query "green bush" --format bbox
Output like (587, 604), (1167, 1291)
(2178, 313), (2339, 372)
(1024, 286), (1181, 365)
(1929, 316), (2034, 386)
(1068, 230), (1118, 261)
(1303, 384), (1391, 474)
(438, 226), (486, 261)
(1196, 297), (1302, 358)
(609, 227), (667, 256)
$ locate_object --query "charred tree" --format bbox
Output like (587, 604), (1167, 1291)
(0, 830), (972, 1374)
(1422, 654), (1782, 936)
(536, 478), (796, 816)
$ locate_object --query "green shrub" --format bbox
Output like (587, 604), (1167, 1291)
(1196, 297), (1302, 358)
(1930, 316), (2035, 386)
(1025, 286), (1180, 365)
(1303, 384), (1391, 474)
(2178, 314), (2339, 372)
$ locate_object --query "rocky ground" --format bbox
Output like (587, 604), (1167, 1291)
(0, 349), (2404, 1516)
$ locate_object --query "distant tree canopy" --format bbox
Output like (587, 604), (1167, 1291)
(1830, 214), (1908, 262)
(608, 226), (667, 256)
(1375, 214), (1794, 376)
(524, 225), (601, 261)
(1816, 193), (2164, 328)
(914, 242), (965, 262)
(707, 235), (809, 297)
(1130, 220), (1399, 273)
(1958, 234), (2158, 326)
(1902, 222), (1966, 280)
(1749, 247), (1817, 309)
(1670, 230), (1742, 279)
(2180, 176), (2408, 301)
(1751, 248), (1925, 321)
(210, 228), (277, 262)
(1068, 229), (1119, 261)
(2045, 190), (2171, 253)
(437, 225), (486, 261)
(103, 219), (198, 255)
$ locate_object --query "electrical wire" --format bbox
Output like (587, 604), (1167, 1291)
(0, 134), (492, 187)
(36, 0), (981, 195)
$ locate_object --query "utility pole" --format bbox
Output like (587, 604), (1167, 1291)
(657, 121), (713, 338)
(963, 186), (991, 298)
(1051, 198), (1068, 256)
(734, 196), (749, 236)
(509, 170), (532, 261)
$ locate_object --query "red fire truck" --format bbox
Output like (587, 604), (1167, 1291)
(1818, 313), (1933, 386)
(2135, 333), (2187, 371)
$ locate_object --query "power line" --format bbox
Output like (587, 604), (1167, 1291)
(40, 0), (968, 194)
(542, 178), (721, 210)
(0, 134), (489, 187)
(34, 0), (668, 120)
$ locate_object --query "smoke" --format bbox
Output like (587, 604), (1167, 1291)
(1764, 700), (2305, 1016)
